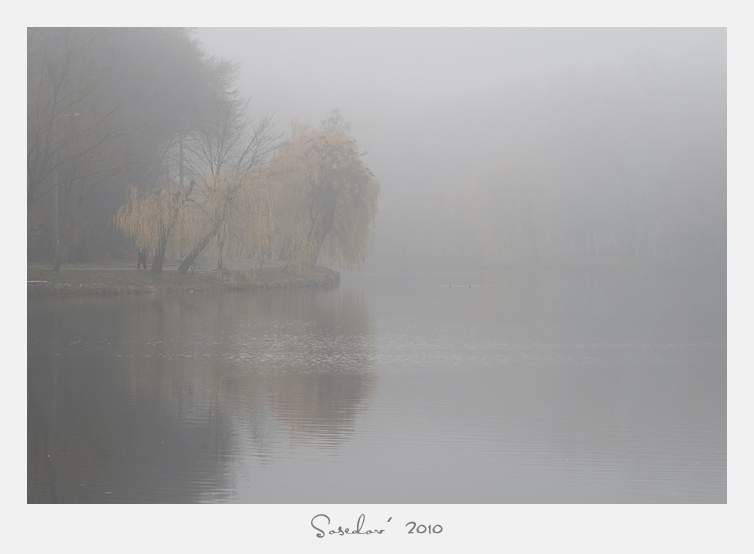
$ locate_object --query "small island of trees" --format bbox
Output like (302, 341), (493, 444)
(28, 28), (380, 277)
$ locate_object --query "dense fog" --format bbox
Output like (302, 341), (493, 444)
(28, 28), (726, 271)
(27, 27), (729, 515)
(198, 28), (726, 271)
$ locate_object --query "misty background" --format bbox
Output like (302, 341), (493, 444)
(27, 28), (725, 271)
(197, 27), (726, 271)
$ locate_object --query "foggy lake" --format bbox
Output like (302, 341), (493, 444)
(27, 26), (727, 512)
(27, 268), (725, 503)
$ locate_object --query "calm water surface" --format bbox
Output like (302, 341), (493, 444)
(27, 269), (726, 503)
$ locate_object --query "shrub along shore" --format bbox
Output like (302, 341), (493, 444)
(27, 266), (340, 297)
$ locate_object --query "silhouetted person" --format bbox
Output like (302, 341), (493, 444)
(137, 248), (147, 269)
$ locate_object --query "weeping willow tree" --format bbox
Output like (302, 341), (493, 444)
(114, 181), (195, 274)
(197, 168), (276, 273)
(269, 111), (380, 269)
(115, 170), (275, 275)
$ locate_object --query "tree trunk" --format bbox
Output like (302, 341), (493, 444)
(308, 188), (337, 267)
(53, 172), (61, 271)
(151, 232), (168, 274)
(217, 236), (225, 272)
(178, 228), (216, 274)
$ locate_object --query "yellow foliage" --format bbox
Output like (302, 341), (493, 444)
(114, 185), (193, 255)
(268, 119), (380, 269)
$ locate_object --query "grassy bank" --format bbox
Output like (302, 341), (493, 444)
(27, 266), (340, 297)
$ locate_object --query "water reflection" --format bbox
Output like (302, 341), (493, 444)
(332, 269), (725, 503)
(28, 289), (375, 502)
(28, 269), (725, 503)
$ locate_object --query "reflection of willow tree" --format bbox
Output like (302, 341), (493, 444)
(114, 289), (375, 448)
(28, 296), (240, 502)
(210, 289), (376, 445)
(260, 291), (375, 443)
(112, 291), (375, 451)
(28, 290), (376, 501)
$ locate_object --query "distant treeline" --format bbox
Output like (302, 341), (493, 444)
(368, 41), (726, 270)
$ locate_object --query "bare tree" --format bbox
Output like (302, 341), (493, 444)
(176, 91), (278, 274)
(27, 29), (138, 269)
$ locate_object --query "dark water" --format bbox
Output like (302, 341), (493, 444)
(27, 269), (726, 503)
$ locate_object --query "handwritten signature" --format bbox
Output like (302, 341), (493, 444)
(311, 514), (387, 538)
(311, 514), (443, 538)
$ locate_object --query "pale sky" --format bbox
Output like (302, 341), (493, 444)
(196, 28), (724, 190)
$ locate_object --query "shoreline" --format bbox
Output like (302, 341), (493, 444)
(27, 266), (340, 297)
